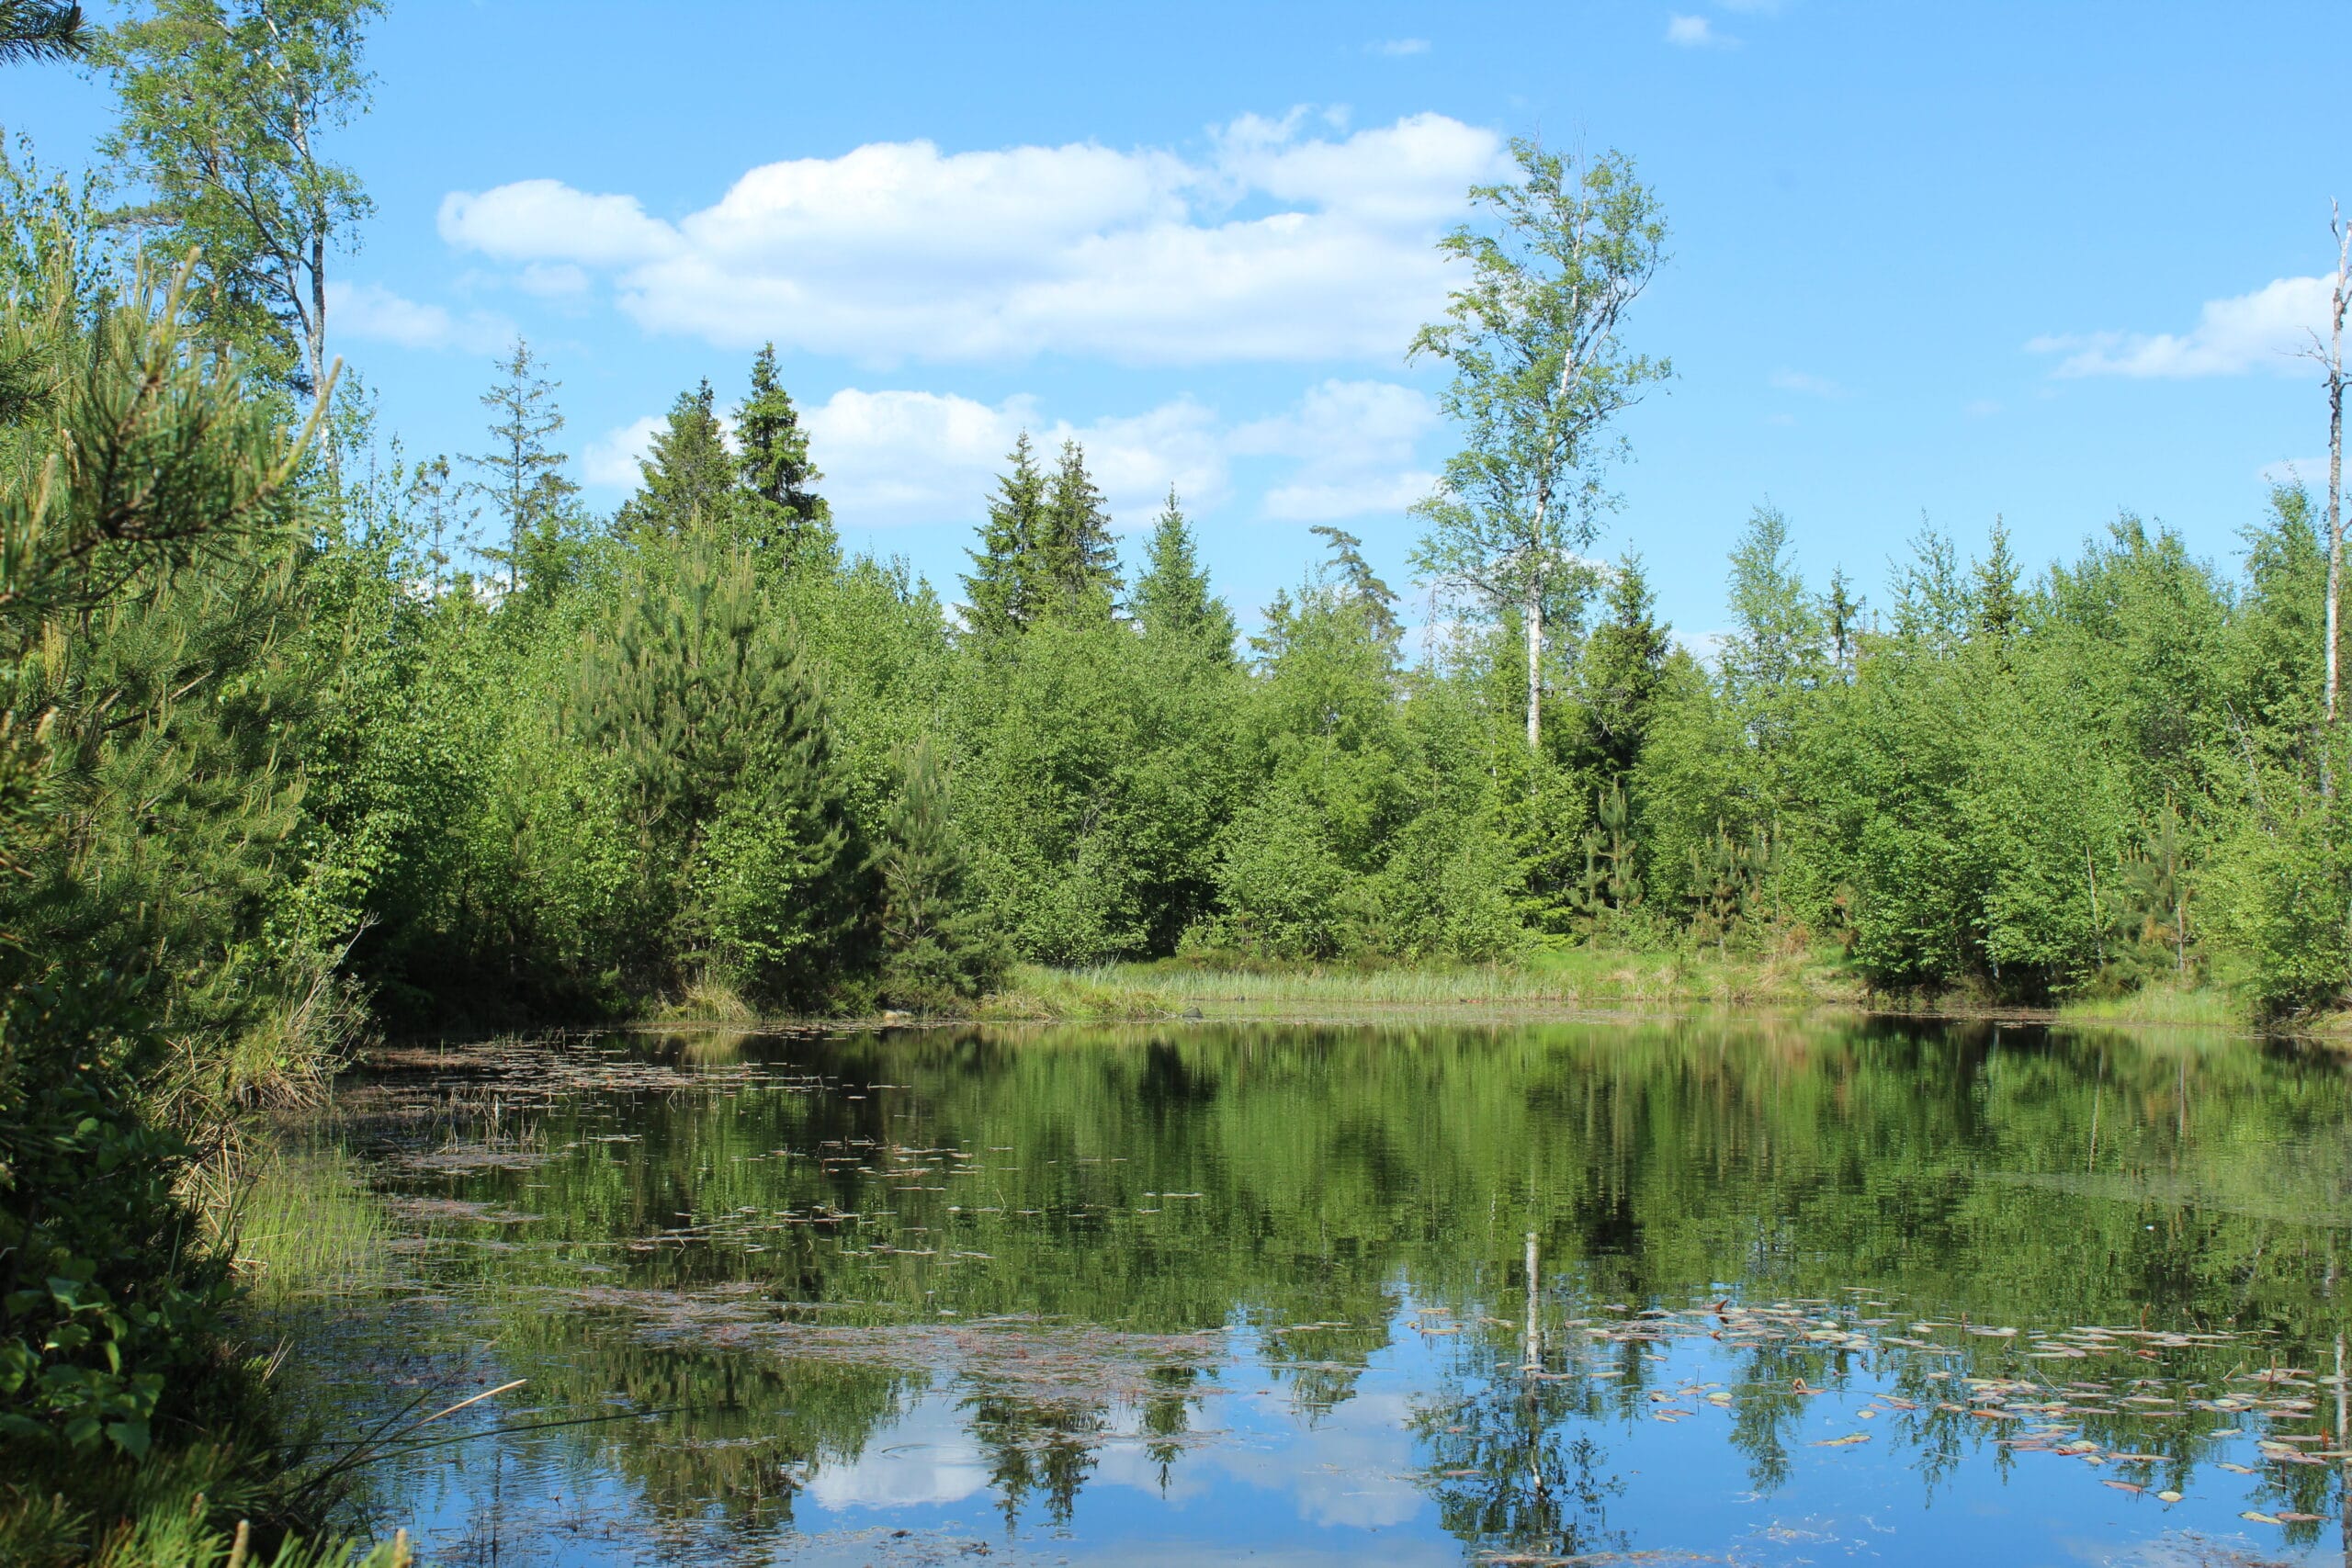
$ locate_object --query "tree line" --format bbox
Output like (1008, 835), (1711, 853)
(5, 0), (2352, 1557)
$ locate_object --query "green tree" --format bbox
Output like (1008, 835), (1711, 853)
(736, 342), (836, 570)
(464, 336), (577, 596)
(0, 250), (365, 1512)
(1132, 488), (1235, 655)
(404, 451), (471, 593)
(1565, 554), (1670, 784)
(1306, 525), (1402, 650)
(619, 378), (735, 542)
(99, 0), (382, 401)
(1039, 437), (1118, 618)
(1410, 138), (1670, 754)
(962, 433), (1049, 637)
(571, 542), (869, 1007)
(874, 736), (1008, 1009)
(1, 2), (90, 63)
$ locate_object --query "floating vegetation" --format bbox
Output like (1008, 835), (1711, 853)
(261, 1022), (2352, 1565)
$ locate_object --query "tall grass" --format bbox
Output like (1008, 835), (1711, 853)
(232, 1149), (394, 1301)
(2054, 983), (2245, 1030)
(995, 944), (1865, 1019)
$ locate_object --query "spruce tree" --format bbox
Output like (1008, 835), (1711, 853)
(875, 736), (1008, 1008)
(618, 378), (735, 541)
(962, 433), (1049, 636)
(1973, 519), (2021, 644)
(1039, 438), (1119, 616)
(1309, 524), (1403, 649)
(1133, 488), (1237, 657)
(736, 342), (837, 570)
(464, 337), (577, 594)
(1569, 554), (1670, 780)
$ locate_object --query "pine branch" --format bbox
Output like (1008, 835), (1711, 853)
(0, 1), (88, 65)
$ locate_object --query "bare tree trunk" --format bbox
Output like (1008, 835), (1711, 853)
(1522, 1231), (1541, 1372)
(2335, 1330), (2347, 1568)
(1524, 581), (1543, 754)
(309, 230), (329, 408)
(2323, 206), (2348, 764)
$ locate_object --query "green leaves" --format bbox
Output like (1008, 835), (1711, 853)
(960, 434), (1119, 637)
(97, 0), (383, 396)
(571, 539), (866, 1008)
(1411, 138), (1669, 751)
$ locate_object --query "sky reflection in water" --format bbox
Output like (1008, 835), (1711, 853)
(261, 1019), (2352, 1566)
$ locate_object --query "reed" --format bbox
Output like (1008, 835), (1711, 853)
(1012, 944), (1864, 1018)
(232, 1149), (394, 1301)
(2054, 983), (2245, 1029)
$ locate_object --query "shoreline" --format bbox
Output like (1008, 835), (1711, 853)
(362, 960), (2314, 1055)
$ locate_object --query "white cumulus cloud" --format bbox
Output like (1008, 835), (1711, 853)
(2030, 275), (2335, 378)
(581, 414), (665, 488)
(582, 378), (1437, 534)
(1232, 378), (1439, 520)
(1769, 368), (1843, 397)
(807, 389), (1227, 527)
(1666, 15), (1738, 47)
(1370, 37), (1430, 56)
(327, 281), (512, 354)
(437, 112), (1507, 367)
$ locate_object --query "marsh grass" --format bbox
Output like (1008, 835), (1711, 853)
(657, 971), (762, 1025)
(971, 964), (1178, 1020)
(2055, 982), (2245, 1030)
(233, 1148), (395, 1301)
(1009, 944), (1865, 1019)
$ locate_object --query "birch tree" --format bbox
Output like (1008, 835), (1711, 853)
(100, 0), (381, 404)
(1409, 139), (1668, 754)
(2306, 204), (2351, 737)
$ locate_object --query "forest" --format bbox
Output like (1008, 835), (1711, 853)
(4, 0), (2351, 1563)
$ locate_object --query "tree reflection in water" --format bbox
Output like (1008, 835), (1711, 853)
(258, 1018), (2352, 1562)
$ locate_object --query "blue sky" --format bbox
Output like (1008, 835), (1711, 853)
(17, 1), (2351, 641)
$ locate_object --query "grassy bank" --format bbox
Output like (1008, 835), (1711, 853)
(952, 951), (2295, 1032)
(2052, 982), (2247, 1030)
(968, 944), (1866, 1021)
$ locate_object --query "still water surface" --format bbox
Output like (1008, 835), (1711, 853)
(264, 1018), (2352, 1566)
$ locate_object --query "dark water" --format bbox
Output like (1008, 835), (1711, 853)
(263, 1018), (2352, 1567)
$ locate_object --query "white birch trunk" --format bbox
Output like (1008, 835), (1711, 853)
(1524, 581), (1543, 753)
(2326, 209), (2347, 734)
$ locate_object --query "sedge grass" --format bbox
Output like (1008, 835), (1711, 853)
(2054, 982), (2245, 1030)
(233, 1147), (395, 1301)
(999, 943), (1864, 1020)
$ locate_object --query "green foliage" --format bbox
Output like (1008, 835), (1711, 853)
(1131, 489), (1235, 655)
(961, 433), (1050, 637)
(1196, 785), (1350, 960)
(98, 0), (380, 398)
(875, 737), (1008, 1009)
(0, 1029), (234, 1462)
(0, 4), (90, 67)
(1410, 137), (1669, 750)
(734, 342), (835, 570)
(959, 434), (1119, 634)
(0, 230), (407, 1555)
(571, 541), (868, 1009)
(1038, 437), (1118, 619)
(953, 613), (1239, 963)
(462, 337), (579, 597)
(1562, 556), (1669, 783)
(616, 378), (734, 543)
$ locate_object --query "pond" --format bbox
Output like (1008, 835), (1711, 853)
(252, 1017), (2352, 1567)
